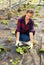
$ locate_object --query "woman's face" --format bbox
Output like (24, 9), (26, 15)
(26, 13), (33, 20)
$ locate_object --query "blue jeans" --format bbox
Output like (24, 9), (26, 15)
(19, 34), (30, 42)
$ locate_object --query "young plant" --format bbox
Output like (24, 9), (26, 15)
(39, 48), (44, 53)
(16, 46), (30, 54)
(34, 21), (38, 27)
(35, 13), (40, 16)
(1, 20), (8, 25)
(10, 59), (20, 65)
(8, 36), (13, 42)
(0, 46), (5, 54)
(11, 29), (16, 35)
(35, 10), (39, 13)
(16, 47), (24, 54)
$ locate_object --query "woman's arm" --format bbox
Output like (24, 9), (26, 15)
(29, 20), (34, 43)
(16, 32), (20, 41)
(29, 32), (34, 43)
(16, 19), (20, 41)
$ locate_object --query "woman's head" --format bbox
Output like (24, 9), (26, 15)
(25, 9), (34, 20)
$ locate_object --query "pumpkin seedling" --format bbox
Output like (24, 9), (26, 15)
(34, 22), (38, 27)
(8, 36), (13, 41)
(10, 59), (20, 65)
(35, 10), (39, 13)
(1, 20), (8, 25)
(5, 36), (13, 43)
(35, 13), (40, 16)
(39, 48), (44, 53)
(12, 29), (16, 35)
(0, 46), (5, 54)
(16, 46), (30, 54)
(16, 47), (24, 54)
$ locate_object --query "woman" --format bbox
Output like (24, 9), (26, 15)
(15, 9), (35, 49)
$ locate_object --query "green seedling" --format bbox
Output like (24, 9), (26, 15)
(8, 36), (13, 41)
(16, 46), (30, 54)
(1, 20), (8, 25)
(10, 59), (20, 65)
(38, 6), (42, 10)
(12, 29), (16, 35)
(35, 13), (40, 16)
(34, 23), (38, 27)
(0, 45), (11, 54)
(39, 48), (44, 53)
(42, 29), (44, 33)
(30, 5), (36, 9)
(16, 47), (24, 54)
(35, 10), (39, 13)
(0, 46), (6, 54)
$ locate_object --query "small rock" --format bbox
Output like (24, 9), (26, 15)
(42, 28), (44, 33)
(7, 54), (13, 59)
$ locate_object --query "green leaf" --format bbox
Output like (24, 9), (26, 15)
(16, 46), (30, 54)
(8, 36), (13, 41)
(10, 59), (20, 65)
(40, 48), (44, 53)
(34, 23), (38, 27)
(1, 20), (8, 25)
(22, 46), (30, 50)
(16, 47), (24, 54)
(12, 29), (16, 35)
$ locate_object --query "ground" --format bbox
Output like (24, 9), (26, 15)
(0, 3), (44, 65)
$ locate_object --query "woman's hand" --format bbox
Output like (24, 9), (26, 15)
(15, 40), (23, 46)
